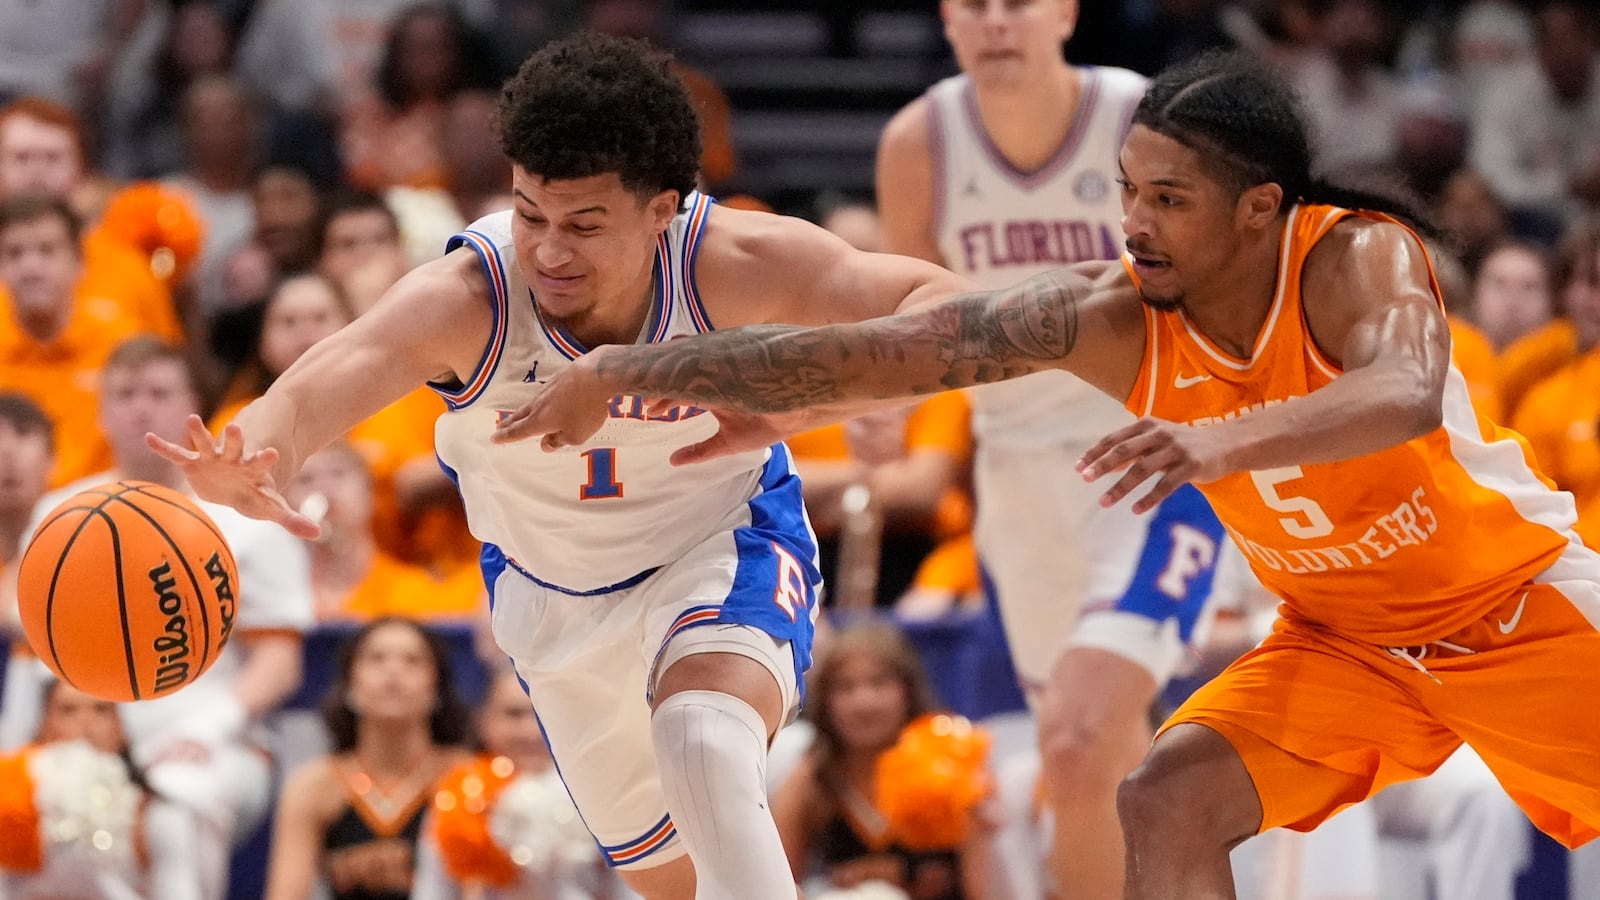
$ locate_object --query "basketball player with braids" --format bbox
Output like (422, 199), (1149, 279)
(149, 32), (971, 900)
(501, 51), (1600, 898)
(878, 3), (1224, 895)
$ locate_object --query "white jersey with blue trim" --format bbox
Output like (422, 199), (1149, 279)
(928, 67), (1148, 448)
(430, 192), (774, 592)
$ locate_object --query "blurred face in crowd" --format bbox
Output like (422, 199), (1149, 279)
(1563, 243), (1600, 350)
(321, 207), (402, 287)
(943, 0), (1077, 88)
(286, 445), (373, 543)
(1439, 170), (1507, 260)
(0, 418), (50, 514)
(38, 682), (124, 754)
(1537, 2), (1598, 101)
(825, 649), (913, 754)
(0, 213), (80, 323)
(394, 8), (462, 104)
(477, 670), (550, 774)
(347, 621), (440, 724)
(259, 274), (352, 377)
(182, 78), (258, 175)
(1472, 244), (1552, 349)
(0, 115), (82, 199)
(253, 167), (322, 271)
(99, 358), (200, 463)
(168, 2), (233, 78)
(1320, 0), (1390, 70)
(510, 168), (678, 326)
(442, 91), (505, 197)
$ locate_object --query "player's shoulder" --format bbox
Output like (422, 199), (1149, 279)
(1304, 213), (1423, 279)
(1086, 64), (1151, 99)
(881, 91), (934, 158)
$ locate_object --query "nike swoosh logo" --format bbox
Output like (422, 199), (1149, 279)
(1174, 373), (1212, 389)
(1497, 592), (1529, 634)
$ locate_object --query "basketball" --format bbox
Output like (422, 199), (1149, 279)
(16, 481), (239, 703)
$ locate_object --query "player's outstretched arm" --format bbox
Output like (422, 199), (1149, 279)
(147, 251), (490, 536)
(492, 263), (1141, 450)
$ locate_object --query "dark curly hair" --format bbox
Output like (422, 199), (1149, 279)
(321, 617), (472, 752)
(1133, 50), (1434, 235)
(495, 31), (700, 205)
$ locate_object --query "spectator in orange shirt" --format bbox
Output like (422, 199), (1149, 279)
(0, 195), (145, 487)
(285, 442), (478, 623)
(0, 97), (182, 341)
(1493, 226), (1600, 419)
(1512, 224), (1600, 518)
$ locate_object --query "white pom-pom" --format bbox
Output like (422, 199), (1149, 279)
(487, 771), (595, 876)
(28, 740), (142, 881)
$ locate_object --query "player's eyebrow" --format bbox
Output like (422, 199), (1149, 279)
(512, 188), (606, 216)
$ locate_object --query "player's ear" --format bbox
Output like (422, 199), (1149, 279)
(1057, 0), (1080, 40)
(1237, 182), (1284, 232)
(646, 190), (680, 232)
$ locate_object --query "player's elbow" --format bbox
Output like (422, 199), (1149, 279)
(1393, 360), (1446, 438)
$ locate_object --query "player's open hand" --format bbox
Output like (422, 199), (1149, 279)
(144, 415), (321, 539)
(1076, 417), (1233, 513)
(491, 353), (613, 450)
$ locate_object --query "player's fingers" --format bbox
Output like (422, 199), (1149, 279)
(1131, 470), (1189, 515)
(218, 422), (247, 462)
(1097, 445), (1177, 508)
(1081, 430), (1166, 482)
(1077, 420), (1156, 478)
(144, 432), (200, 463)
(669, 437), (721, 466)
(256, 485), (322, 540)
(184, 415), (216, 455)
(490, 406), (542, 443)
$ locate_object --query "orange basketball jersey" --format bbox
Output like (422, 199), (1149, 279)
(1124, 204), (1581, 645)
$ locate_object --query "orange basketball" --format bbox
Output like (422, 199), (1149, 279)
(17, 481), (239, 702)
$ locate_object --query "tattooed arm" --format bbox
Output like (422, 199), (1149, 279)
(492, 263), (1146, 450)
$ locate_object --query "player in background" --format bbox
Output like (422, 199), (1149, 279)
(496, 50), (1600, 899)
(149, 33), (971, 900)
(877, 2), (1226, 895)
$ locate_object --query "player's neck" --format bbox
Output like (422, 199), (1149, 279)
(970, 64), (1082, 171)
(554, 268), (656, 350)
(1180, 228), (1286, 359)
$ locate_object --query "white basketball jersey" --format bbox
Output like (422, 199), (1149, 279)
(431, 193), (775, 592)
(929, 67), (1148, 448)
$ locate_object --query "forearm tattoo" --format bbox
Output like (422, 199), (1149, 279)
(594, 269), (1081, 413)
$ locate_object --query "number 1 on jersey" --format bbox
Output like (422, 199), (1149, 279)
(580, 448), (624, 500)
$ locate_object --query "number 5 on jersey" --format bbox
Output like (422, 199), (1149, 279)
(580, 448), (624, 500)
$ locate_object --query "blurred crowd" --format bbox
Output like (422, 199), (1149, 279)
(0, 0), (1596, 899)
